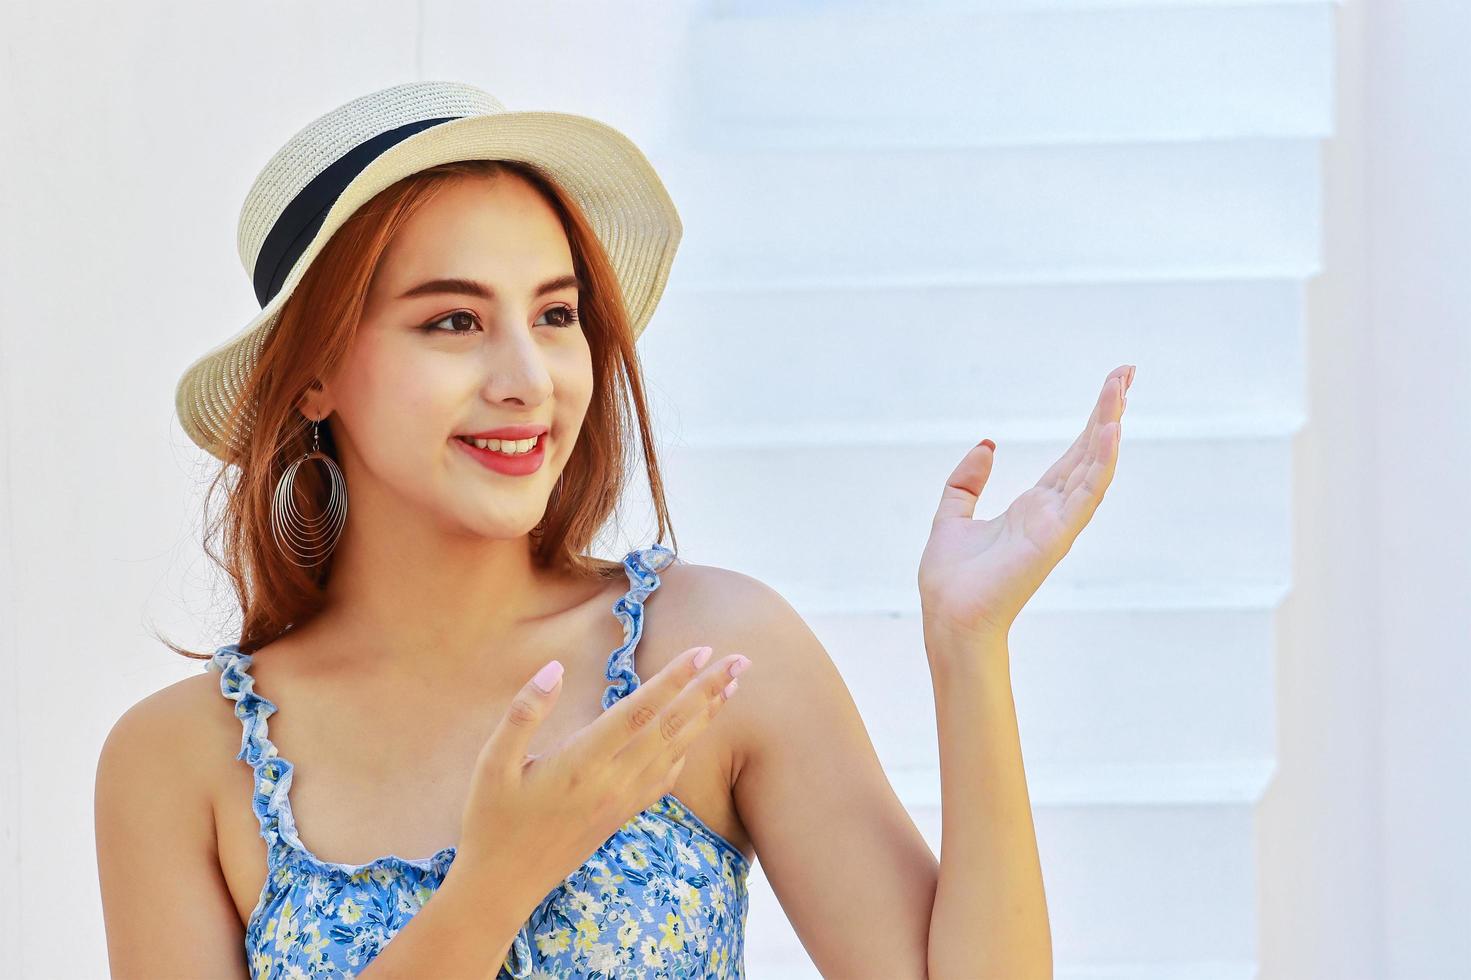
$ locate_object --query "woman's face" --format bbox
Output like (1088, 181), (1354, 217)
(316, 172), (593, 540)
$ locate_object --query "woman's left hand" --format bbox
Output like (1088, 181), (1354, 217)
(918, 365), (1133, 644)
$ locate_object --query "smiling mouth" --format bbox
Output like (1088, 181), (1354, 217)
(450, 433), (548, 475)
(452, 433), (543, 456)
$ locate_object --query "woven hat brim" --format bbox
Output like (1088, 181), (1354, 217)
(174, 111), (682, 463)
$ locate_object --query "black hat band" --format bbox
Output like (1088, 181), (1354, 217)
(252, 115), (463, 307)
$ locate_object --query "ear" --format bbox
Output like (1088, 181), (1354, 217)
(296, 379), (334, 422)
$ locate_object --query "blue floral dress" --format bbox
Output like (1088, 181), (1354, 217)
(206, 543), (751, 979)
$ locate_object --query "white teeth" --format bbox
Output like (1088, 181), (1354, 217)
(458, 434), (540, 455)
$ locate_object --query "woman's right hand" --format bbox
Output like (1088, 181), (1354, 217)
(453, 643), (751, 904)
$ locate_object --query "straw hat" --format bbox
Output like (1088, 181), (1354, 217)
(173, 79), (683, 463)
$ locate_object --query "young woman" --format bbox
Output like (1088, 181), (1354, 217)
(95, 80), (1127, 980)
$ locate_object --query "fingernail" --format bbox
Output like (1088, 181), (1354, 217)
(978, 438), (996, 452)
(531, 660), (563, 693)
(729, 656), (751, 678)
(722, 678), (740, 701)
(692, 646), (713, 669)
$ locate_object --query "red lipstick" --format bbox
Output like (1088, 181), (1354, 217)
(451, 431), (547, 476)
(456, 423), (548, 441)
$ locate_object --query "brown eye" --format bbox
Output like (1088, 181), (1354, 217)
(538, 305), (581, 328)
(421, 311), (480, 335)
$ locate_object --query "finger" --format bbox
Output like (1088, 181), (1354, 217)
(1037, 366), (1130, 493)
(624, 655), (743, 804)
(479, 659), (564, 777)
(1061, 369), (1129, 503)
(567, 644), (719, 768)
(932, 439), (998, 524)
(617, 651), (749, 784)
(1059, 419), (1121, 531)
(1038, 367), (1126, 492)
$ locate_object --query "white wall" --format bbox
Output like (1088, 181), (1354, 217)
(1259, 0), (1380, 974)
(1360, 1), (1471, 975)
(1, 1), (1465, 977)
(1263, 3), (1471, 978)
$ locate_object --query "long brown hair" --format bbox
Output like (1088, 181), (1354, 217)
(157, 159), (678, 662)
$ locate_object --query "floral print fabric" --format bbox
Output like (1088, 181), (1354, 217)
(206, 543), (750, 979)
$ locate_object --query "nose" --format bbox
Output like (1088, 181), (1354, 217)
(476, 316), (555, 406)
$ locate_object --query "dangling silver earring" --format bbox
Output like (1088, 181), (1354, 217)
(271, 417), (348, 567)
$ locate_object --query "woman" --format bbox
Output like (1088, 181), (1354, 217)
(95, 80), (1128, 979)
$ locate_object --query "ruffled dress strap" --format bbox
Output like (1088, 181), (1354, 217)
(601, 542), (679, 711)
(204, 644), (298, 863)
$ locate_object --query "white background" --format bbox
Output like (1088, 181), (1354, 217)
(0, 1), (1465, 977)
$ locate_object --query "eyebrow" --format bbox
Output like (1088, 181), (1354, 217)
(396, 273), (582, 302)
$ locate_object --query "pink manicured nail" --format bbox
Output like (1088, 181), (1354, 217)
(531, 660), (563, 693)
(692, 646), (713, 669)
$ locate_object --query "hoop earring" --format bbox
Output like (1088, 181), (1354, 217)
(271, 417), (348, 567)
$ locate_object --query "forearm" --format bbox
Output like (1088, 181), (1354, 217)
(923, 626), (1052, 980)
(356, 857), (534, 980)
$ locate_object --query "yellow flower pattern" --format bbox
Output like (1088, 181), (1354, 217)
(206, 544), (749, 978)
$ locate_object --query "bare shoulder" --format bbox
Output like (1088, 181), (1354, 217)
(655, 558), (840, 769)
(98, 665), (239, 796)
(655, 557), (794, 633)
(96, 664), (252, 976)
(659, 555), (825, 656)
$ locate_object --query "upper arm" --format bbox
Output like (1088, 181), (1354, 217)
(95, 678), (249, 980)
(696, 566), (939, 978)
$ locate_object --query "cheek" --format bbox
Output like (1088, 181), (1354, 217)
(555, 341), (596, 411)
(342, 345), (459, 453)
